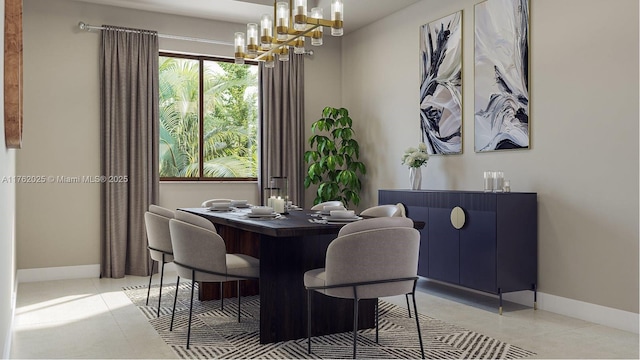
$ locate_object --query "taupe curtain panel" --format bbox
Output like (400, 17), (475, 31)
(259, 54), (305, 206)
(100, 25), (160, 278)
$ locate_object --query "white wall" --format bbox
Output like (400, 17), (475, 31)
(341, 0), (639, 315)
(0, 0), (18, 355)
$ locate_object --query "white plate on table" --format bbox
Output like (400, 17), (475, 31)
(322, 216), (362, 222)
(246, 213), (279, 218)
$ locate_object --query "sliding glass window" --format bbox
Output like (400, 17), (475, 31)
(159, 53), (259, 180)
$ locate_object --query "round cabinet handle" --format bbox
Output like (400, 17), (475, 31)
(450, 206), (465, 229)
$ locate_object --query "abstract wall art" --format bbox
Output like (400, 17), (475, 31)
(474, 0), (529, 152)
(419, 11), (462, 155)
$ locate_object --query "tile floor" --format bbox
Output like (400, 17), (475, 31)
(10, 272), (639, 359)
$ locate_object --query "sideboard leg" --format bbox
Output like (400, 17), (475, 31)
(498, 289), (503, 315)
(533, 283), (538, 310)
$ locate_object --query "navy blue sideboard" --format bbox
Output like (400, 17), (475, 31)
(379, 190), (538, 313)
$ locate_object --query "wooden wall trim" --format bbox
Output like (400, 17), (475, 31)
(4, 0), (23, 149)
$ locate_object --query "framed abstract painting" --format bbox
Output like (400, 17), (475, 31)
(419, 11), (462, 155)
(474, 0), (529, 152)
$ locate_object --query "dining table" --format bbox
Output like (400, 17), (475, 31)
(179, 206), (377, 344)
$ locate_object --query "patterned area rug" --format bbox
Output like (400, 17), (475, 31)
(124, 283), (536, 359)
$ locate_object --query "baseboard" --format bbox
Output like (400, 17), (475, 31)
(17, 264), (101, 283)
(503, 290), (639, 334)
(16, 263), (176, 283)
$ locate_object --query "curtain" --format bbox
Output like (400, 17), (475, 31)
(100, 25), (159, 278)
(259, 53), (305, 206)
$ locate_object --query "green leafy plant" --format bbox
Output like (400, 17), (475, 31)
(304, 107), (366, 207)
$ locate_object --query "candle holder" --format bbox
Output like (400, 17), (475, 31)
(268, 176), (289, 214)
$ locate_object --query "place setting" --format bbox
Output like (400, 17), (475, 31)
(244, 206), (284, 220)
(310, 206), (362, 224)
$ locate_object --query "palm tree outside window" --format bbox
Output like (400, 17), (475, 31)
(159, 53), (259, 180)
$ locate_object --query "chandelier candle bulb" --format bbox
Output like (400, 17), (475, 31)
(246, 23), (258, 55)
(260, 14), (273, 48)
(293, 0), (307, 31)
(310, 7), (324, 46)
(276, 1), (289, 40)
(234, 32), (245, 64)
(294, 37), (305, 54)
(331, 0), (344, 36)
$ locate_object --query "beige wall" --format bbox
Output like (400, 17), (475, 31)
(341, 0), (639, 314)
(0, 0), (17, 353)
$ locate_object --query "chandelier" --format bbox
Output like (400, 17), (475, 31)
(234, 0), (344, 67)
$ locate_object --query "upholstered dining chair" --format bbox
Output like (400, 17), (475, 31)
(201, 198), (234, 208)
(304, 218), (424, 359)
(168, 216), (260, 349)
(359, 203), (406, 217)
(310, 200), (344, 211)
(144, 205), (175, 318)
(175, 209), (231, 311)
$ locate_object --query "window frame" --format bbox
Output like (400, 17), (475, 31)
(159, 51), (260, 182)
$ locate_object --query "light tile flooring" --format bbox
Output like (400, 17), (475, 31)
(10, 272), (639, 359)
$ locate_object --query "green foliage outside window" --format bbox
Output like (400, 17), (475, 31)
(159, 55), (259, 179)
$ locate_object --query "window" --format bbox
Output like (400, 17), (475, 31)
(159, 53), (259, 180)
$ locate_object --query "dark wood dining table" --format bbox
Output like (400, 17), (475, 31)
(179, 207), (377, 344)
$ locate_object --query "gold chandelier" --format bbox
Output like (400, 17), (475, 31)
(234, 0), (344, 67)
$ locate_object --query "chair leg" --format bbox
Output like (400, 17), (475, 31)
(375, 298), (379, 344)
(170, 276), (180, 331)
(411, 292), (425, 359)
(186, 273), (195, 350)
(146, 260), (156, 306)
(237, 281), (241, 323)
(352, 297), (359, 359)
(307, 289), (312, 355)
(405, 293), (412, 318)
(220, 282), (224, 311)
(157, 255), (166, 317)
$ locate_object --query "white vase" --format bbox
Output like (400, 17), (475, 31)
(409, 167), (422, 190)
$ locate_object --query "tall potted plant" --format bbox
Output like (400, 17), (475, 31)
(304, 107), (366, 207)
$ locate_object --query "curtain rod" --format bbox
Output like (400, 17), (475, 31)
(78, 21), (233, 46)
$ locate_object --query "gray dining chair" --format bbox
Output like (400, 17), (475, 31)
(201, 198), (233, 208)
(175, 209), (217, 232)
(304, 218), (424, 359)
(144, 204), (175, 317)
(359, 203), (405, 217)
(310, 200), (344, 210)
(168, 217), (260, 349)
(338, 216), (415, 318)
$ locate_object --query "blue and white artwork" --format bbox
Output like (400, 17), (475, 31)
(474, 0), (529, 152)
(420, 11), (462, 155)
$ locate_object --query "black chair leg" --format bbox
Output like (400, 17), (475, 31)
(220, 282), (224, 311)
(170, 276), (180, 331)
(186, 274), (195, 349)
(352, 297), (359, 359)
(307, 289), (312, 354)
(405, 293), (412, 318)
(237, 281), (241, 323)
(411, 292), (425, 359)
(146, 260), (156, 306)
(157, 255), (165, 317)
(375, 299), (379, 343)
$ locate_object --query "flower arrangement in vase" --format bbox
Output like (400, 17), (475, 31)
(402, 142), (429, 190)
